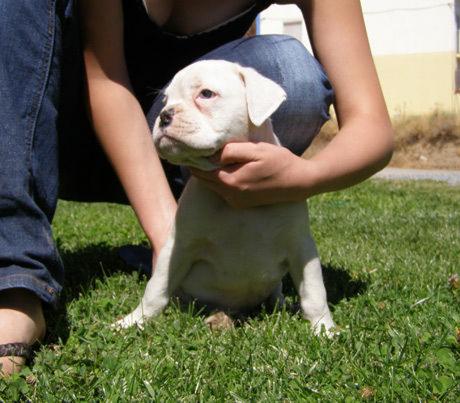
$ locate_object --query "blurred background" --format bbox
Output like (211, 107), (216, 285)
(254, 0), (460, 169)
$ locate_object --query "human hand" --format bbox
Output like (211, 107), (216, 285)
(190, 142), (318, 208)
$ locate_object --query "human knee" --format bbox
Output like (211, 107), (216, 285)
(259, 36), (333, 154)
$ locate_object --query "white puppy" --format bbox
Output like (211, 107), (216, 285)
(116, 60), (335, 335)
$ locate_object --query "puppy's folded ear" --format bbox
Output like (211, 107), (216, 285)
(238, 66), (287, 127)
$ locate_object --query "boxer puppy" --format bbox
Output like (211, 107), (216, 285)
(115, 60), (335, 335)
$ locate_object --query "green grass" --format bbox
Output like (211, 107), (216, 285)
(1, 180), (459, 401)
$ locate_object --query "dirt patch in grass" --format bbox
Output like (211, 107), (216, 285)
(304, 111), (460, 170)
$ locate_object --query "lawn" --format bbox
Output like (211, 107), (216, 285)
(1, 179), (459, 401)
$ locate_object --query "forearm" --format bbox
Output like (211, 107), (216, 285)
(86, 79), (177, 250)
(304, 114), (394, 196)
(78, 0), (176, 251)
(191, 113), (392, 208)
(294, 0), (394, 196)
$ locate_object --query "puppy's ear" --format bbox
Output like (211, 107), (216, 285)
(238, 66), (287, 127)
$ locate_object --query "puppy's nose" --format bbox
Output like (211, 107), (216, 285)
(159, 108), (174, 128)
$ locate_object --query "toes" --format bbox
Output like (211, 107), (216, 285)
(0, 356), (26, 377)
(312, 318), (337, 338)
(111, 315), (145, 331)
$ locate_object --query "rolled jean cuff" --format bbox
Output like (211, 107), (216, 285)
(0, 268), (62, 307)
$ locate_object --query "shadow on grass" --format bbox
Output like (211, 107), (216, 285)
(44, 243), (150, 345)
(322, 265), (368, 305)
(44, 244), (367, 343)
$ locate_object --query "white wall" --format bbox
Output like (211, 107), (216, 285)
(259, 0), (457, 56)
(362, 0), (456, 55)
(259, 4), (312, 52)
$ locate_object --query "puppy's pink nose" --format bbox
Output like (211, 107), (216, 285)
(159, 108), (174, 128)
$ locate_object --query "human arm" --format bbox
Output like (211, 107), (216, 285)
(191, 0), (394, 208)
(79, 0), (177, 252)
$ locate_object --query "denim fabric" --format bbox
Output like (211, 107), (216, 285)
(0, 0), (70, 306)
(0, 2), (332, 305)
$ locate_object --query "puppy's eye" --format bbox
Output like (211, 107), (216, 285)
(198, 89), (216, 99)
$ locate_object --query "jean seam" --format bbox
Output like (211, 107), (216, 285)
(0, 273), (57, 293)
(274, 35), (332, 150)
(25, 0), (57, 190)
(0, 272), (61, 306)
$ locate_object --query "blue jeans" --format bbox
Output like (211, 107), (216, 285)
(0, 1), (333, 306)
(0, 0), (70, 305)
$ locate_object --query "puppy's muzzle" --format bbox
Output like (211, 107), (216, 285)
(159, 108), (174, 128)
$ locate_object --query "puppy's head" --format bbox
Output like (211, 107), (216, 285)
(152, 60), (286, 170)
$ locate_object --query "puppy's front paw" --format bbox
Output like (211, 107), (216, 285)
(111, 310), (145, 330)
(311, 315), (337, 338)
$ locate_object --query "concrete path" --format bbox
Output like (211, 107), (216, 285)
(372, 167), (460, 186)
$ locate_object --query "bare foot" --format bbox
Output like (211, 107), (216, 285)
(0, 289), (46, 377)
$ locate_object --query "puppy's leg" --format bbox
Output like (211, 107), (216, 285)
(114, 232), (190, 329)
(289, 235), (335, 336)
